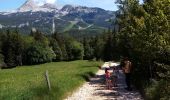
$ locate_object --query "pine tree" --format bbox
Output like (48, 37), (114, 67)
(0, 31), (4, 66)
(49, 38), (62, 61)
(2, 30), (16, 67)
(93, 36), (104, 60)
(52, 32), (68, 60)
(13, 29), (24, 66)
(83, 38), (94, 60)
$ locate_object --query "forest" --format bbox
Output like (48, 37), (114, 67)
(0, 0), (170, 99)
(112, 0), (170, 99)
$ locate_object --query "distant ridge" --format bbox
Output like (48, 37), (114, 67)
(0, 0), (115, 36)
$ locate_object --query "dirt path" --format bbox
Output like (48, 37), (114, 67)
(65, 62), (143, 100)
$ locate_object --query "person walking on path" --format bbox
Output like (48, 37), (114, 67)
(105, 68), (112, 89)
(122, 57), (132, 91)
(112, 66), (119, 87)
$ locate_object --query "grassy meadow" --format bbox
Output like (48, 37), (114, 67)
(0, 60), (103, 100)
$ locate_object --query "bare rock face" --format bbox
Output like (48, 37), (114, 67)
(61, 5), (102, 14)
(17, 0), (58, 12)
(18, 0), (38, 12)
(41, 3), (57, 10)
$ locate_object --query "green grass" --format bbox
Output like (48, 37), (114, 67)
(63, 22), (76, 32)
(0, 60), (103, 100)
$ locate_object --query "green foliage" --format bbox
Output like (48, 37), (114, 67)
(31, 30), (49, 46)
(0, 28), (87, 66)
(0, 54), (4, 64)
(51, 32), (84, 61)
(113, 0), (170, 99)
(71, 41), (84, 60)
(23, 30), (58, 65)
(65, 38), (84, 60)
(93, 36), (104, 60)
(83, 38), (94, 60)
(0, 32), (4, 65)
(145, 79), (170, 100)
(1, 29), (24, 67)
(51, 32), (68, 61)
(25, 42), (56, 65)
(82, 29), (121, 61)
(0, 35), (4, 66)
(102, 31), (120, 61)
(49, 38), (62, 61)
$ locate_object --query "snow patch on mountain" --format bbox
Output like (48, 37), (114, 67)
(18, 0), (39, 12)
(0, 10), (17, 15)
(1, 0), (111, 16)
(17, 0), (58, 12)
(41, 3), (57, 9)
(35, 19), (40, 23)
(18, 22), (29, 28)
(70, 21), (79, 25)
(78, 24), (93, 30)
(0, 24), (3, 28)
(11, 25), (17, 28)
(61, 5), (100, 14)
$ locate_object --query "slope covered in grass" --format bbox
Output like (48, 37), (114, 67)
(0, 60), (102, 100)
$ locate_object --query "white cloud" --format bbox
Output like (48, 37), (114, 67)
(45, 0), (56, 4)
(34, 0), (57, 5)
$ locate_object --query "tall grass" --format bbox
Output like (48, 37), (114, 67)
(0, 60), (102, 100)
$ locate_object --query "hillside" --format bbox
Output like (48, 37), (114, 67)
(0, 0), (115, 35)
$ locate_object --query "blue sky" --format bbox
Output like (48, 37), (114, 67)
(0, 0), (143, 12)
(57, 0), (118, 11)
(0, 0), (118, 11)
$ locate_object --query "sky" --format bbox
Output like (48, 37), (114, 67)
(0, 0), (143, 12)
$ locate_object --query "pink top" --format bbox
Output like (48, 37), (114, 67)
(105, 71), (111, 78)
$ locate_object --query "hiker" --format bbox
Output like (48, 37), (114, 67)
(105, 68), (112, 89)
(112, 67), (118, 87)
(122, 57), (132, 91)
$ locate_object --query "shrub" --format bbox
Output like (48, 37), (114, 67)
(25, 42), (56, 65)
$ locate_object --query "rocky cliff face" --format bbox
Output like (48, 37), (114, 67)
(18, 0), (39, 12)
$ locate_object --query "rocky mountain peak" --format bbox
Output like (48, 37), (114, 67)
(41, 3), (57, 10)
(61, 5), (100, 14)
(17, 0), (58, 12)
(18, 0), (38, 12)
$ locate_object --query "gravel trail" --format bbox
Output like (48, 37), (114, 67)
(65, 62), (143, 100)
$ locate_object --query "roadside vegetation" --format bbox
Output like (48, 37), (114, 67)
(0, 0), (169, 99)
(0, 60), (102, 100)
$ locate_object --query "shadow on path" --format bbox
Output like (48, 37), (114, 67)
(89, 66), (143, 100)
(65, 62), (143, 100)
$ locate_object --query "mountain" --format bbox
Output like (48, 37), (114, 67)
(61, 5), (102, 13)
(41, 3), (57, 10)
(0, 0), (115, 36)
(18, 0), (58, 12)
(17, 0), (38, 12)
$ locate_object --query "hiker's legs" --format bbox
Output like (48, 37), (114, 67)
(108, 80), (112, 89)
(114, 76), (117, 87)
(106, 78), (109, 89)
(113, 76), (117, 87)
(106, 78), (108, 87)
(106, 78), (112, 89)
(125, 73), (131, 89)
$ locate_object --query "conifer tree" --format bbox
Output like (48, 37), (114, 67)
(83, 38), (94, 60)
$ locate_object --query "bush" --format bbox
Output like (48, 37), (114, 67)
(71, 41), (84, 60)
(25, 42), (56, 65)
(66, 40), (84, 60)
(49, 38), (63, 61)
(145, 79), (170, 100)
(0, 53), (6, 68)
